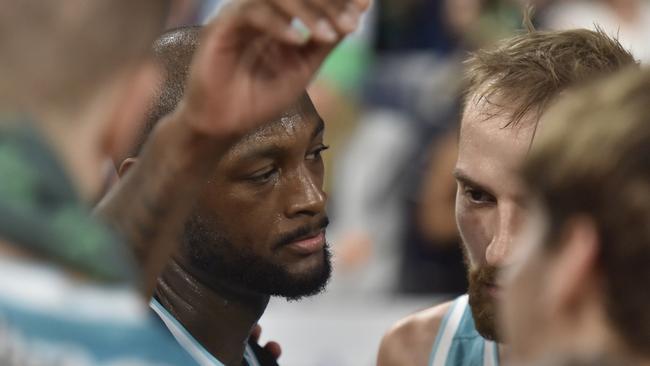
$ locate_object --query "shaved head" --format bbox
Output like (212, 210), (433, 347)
(134, 26), (201, 154)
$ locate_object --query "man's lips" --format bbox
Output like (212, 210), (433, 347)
(284, 230), (325, 255)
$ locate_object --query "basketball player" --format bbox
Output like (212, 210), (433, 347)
(377, 28), (636, 366)
(503, 67), (650, 366)
(0, 0), (364, 363)
(97, 0), (369, 296)
(0, 0), (360, 366)
(117, 26), (331, 366)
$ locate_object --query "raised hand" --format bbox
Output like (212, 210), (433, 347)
(178, 0), (370, 140)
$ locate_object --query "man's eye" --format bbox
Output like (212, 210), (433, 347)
(464, 187), (495, 204)
(306, 144), (329, 160)
(248, 168), (277, 183)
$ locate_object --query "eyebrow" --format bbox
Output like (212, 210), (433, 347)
(237, 117), (325, 162)
(453, 168), (489, 192)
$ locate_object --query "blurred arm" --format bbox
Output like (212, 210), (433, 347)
(95, 112), (226, 295)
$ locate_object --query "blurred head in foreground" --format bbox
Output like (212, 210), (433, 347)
(455, 28), (637, 341)
(0, 1), (170, 201)
(121, 27), (331, 300)
(503, 68), (650, 365)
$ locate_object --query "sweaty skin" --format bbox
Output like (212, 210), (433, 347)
(95, 0), (369, 296)
(377, 97), (534, 365)
(126, 96), (329, 365)
(378, 302), (452, 366)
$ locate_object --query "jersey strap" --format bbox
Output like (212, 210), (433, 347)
(429, 294), (500, 366)
(429, 294), (469, 366)
(150, 298), (261, 366)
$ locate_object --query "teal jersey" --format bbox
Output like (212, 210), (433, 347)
(150, 298), (262, 366)
(0, 119), (198, 365)
(0, 259), (198, 365)
(429, 295), (500, 366)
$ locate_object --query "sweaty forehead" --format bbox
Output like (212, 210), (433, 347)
(246, 98), (316, 141)
(225, 95), (322, 159)
(457, 96), (537, 189)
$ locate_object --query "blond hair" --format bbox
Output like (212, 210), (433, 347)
(464, 28), (637, 126)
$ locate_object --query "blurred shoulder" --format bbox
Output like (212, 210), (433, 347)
(377, 301), (453, 366)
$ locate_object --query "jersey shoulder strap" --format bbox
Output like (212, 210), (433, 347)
(429, 294), (469, 366)
(428, 295), (500, 366)
(150, 298), (224, 366)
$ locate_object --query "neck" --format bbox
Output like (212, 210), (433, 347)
(155, 258), (270, 366)
(34, 102), (106, 203)
(512, 299), (645, 365)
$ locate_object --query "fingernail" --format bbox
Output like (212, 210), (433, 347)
(291, 18), (310, 37)
(315, 19), (338, 42)
(286, 27), (308, 44)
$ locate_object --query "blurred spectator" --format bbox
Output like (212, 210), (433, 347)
(328, 0), (521, 295)
(398, 128), (469, 294)
(542, 0), (650, 62)
(374, 0), (453, 53)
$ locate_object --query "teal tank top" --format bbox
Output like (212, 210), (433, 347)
(429, 295), (500, 366)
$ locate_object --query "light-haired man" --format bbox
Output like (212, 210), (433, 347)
(503, 67), (650, 366)
(378, 28), (636, 366)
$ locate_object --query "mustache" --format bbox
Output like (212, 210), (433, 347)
(273, 216), (330, 248)
(461, 241), (500, 286)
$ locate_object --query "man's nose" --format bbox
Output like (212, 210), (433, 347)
(485, 206), (518, 267)
(285, 167), (326, 217)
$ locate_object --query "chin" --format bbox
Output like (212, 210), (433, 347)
(272, 248), (332, 301)
(468, 286), (500, 341)
(284, 249), (326, 275)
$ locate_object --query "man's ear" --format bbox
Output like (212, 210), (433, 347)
(545, 217), (600, 318)
(118, 158), (138, 178)
(101, 61), (160, 163)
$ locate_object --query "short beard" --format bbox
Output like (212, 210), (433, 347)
(529, 353), (627, 366)
(463, 247), (500, 341)
(182, 213), (332, 301)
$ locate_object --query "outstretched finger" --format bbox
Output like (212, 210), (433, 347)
(241, 1), (308, 45)
(308, 0), (361, 34)
(268, 0), (339, 43)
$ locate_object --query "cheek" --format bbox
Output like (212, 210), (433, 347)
(502, 251), (546, 356)
(204, 189), (280, 249)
